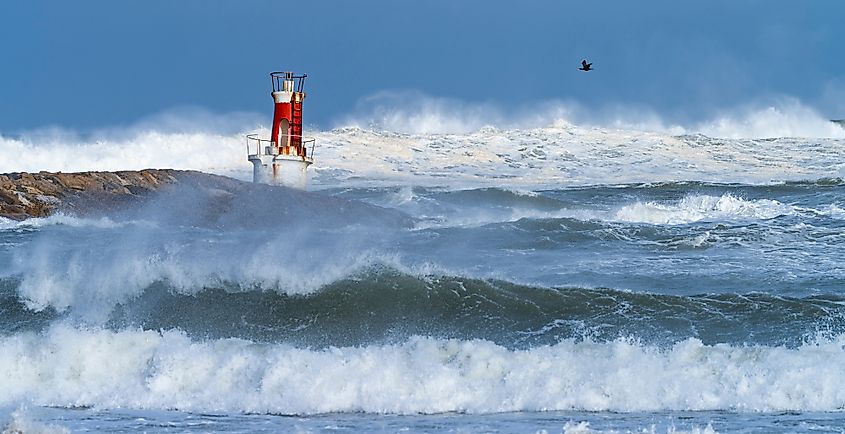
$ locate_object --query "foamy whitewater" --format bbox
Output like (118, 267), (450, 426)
(2, 104), (845, 432)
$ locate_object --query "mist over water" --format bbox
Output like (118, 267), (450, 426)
(2, 99), (845, 432)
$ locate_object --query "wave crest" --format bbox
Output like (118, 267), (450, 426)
(614, 193), (794, 225)
(3, 325), (845, 414)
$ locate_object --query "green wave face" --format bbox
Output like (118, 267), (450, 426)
(5, 269), (843, 350)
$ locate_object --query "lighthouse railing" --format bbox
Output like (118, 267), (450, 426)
(270, 72), (307, 93)
(246, 134), (316, 160)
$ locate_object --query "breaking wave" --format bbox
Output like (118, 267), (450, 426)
(331, 186), (837, 229)
(2, 325), (845, 415)
(2, 98), (843, 189)
(3, 268), (844, 349)
(0, 183), (403, 320)
(613, 193), (795, 225)
(3, 182), (844, 324)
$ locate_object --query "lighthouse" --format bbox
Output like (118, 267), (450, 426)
(247, 71), (314, 188)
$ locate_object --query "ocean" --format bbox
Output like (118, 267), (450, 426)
(1, 117), (845, 433)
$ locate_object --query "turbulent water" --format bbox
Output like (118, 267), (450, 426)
(1, 116), (845, 433)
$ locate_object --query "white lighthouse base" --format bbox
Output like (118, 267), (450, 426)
(249, 154), (313, 189)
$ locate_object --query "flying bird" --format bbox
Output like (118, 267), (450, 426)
(578, 60), (593, 71)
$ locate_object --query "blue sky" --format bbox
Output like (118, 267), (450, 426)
(1, 1), (844, 132)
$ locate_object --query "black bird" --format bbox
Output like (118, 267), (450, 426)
(578, 59), (593, 71)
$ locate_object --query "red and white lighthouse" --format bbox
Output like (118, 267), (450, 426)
(247, 71), (315, 188)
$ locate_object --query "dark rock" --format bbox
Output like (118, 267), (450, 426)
(0, 169), (217, 220)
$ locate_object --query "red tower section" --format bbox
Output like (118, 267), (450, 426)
(269, 71), (307, 157)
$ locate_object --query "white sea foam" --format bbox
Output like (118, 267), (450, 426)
(407, 192), (802, 229)
(309, 125), (844, 188)
(821, 204), (845, 219)
(0, 407), (69, 434)
(412, 207), (594, 230)
(2, 325), (845, 414)
(560, 421), (598, 434)
(613, 194), (795, 225)
(558, 421), (718, 434)
(2, 99), (843, 190)
(668, 426), (719, 434)
(4, 214), (148, 230)
(0, 215), (158, 239)
(0, 130), (250, 180)
(0, 217), (16, 231)
(315, 95), (845, 187)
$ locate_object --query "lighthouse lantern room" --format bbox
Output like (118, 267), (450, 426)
(247, 71), (315, 188)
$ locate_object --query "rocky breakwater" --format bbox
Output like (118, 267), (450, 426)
(0, 169), (233, 220)
(1, 169), (412, 231)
